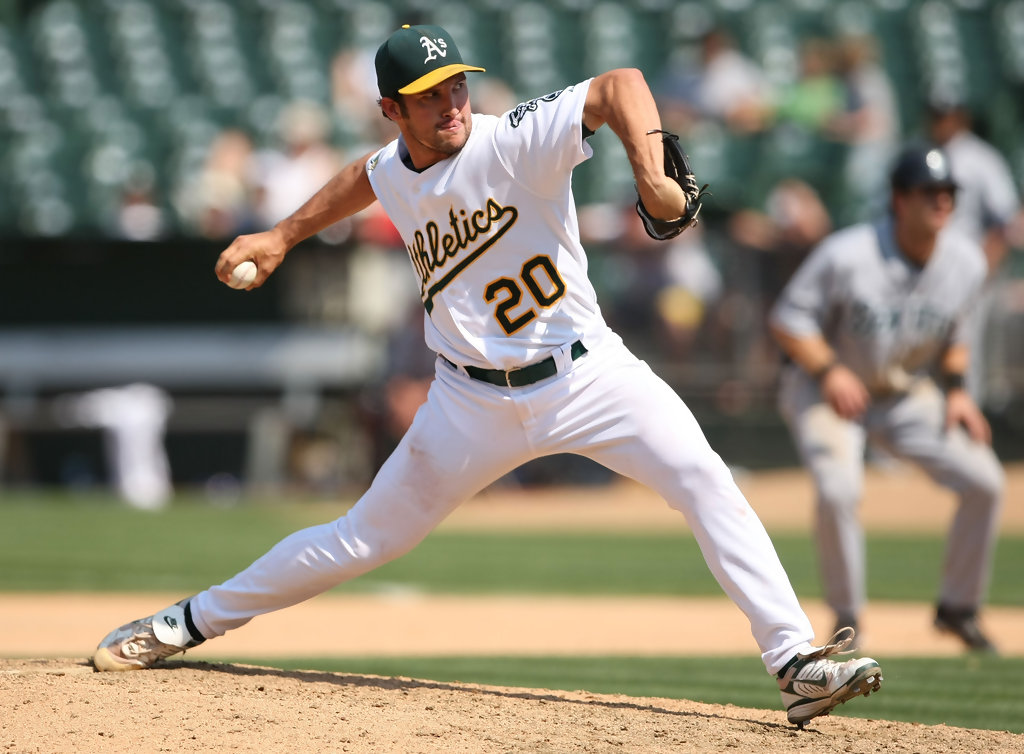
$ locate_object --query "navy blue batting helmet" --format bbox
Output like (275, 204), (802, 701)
(889, 146), (958, 192)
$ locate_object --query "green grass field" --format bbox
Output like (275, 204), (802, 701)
(2, 492), (1022, 733)
(2, 494), (1022, 603)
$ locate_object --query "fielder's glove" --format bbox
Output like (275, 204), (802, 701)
(635, 129), (710, 241)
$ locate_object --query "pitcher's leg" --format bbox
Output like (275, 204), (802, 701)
(191, 367), (530, 638)
(554, 354), (815, 674)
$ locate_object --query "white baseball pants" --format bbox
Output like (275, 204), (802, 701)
(191, 332), (816, 674)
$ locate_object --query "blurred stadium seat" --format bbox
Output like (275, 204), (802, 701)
(1, 0), (1021, 236)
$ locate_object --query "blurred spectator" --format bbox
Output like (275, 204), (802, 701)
(112, 164), (167, 241)
(727, 178), (833, 381)
(187, 128), (259, 240)
(343, 205), (416, 335)
(470, 75), (518, 116)
(251, 100), (345, 231)
(331, 47), (397, 151)
(774, 37), (844, 136)
(826, 34), (901, 220)
(661, 226), (724, 360)
(657, 27), (774, 135)
(729, 177), (833, 301)
(600, 202), (722, 361)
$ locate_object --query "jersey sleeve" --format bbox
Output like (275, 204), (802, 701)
(769, 242), (837, 337)
(491, 80), (594, 198)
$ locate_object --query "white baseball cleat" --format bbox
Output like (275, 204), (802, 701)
(777, 627), (882, 728)
(93, 598), (205, 672)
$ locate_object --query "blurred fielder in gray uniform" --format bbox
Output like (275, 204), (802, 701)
(770, 145), (1004, 652)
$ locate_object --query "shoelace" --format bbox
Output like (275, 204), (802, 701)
(794, 627), (857, 662)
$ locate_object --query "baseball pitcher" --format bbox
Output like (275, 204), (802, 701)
(93, 24), (881, 727)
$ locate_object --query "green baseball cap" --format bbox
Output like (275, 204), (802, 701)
(375, 24), (485, 98)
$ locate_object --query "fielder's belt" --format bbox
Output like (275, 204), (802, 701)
(442, 340), (587, 387)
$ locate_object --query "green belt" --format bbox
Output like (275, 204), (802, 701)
(443, 340), (588, 388)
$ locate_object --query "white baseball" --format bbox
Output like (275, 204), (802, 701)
(228, 260), (258, 289)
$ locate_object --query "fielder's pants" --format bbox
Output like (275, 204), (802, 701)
(778, 368), (1004, 619)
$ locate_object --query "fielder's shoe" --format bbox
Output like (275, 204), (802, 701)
(934, 604), (997, 653)
(777, 627), (883, 728)
(93, 597), (205, 672)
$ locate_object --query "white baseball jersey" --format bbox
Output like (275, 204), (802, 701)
(366, 81), (605, 370)
(770, 216), (988, 394)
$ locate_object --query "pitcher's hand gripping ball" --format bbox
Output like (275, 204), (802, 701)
(228, 260), (258, 289)
(636, 129), (710, 240)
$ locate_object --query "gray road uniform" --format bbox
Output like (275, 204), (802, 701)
(770, 217), (1004, 622)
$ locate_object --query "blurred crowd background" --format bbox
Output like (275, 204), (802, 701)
(1, 0), (1023, 507)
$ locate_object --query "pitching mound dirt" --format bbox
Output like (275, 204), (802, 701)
(3, 658), (1022, 754)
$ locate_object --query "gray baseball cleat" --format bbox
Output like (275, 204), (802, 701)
(93, 597), (205, 672)
(777, 627), (883, 728)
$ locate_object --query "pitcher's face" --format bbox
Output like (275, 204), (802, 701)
(387, 74), (472, 168)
